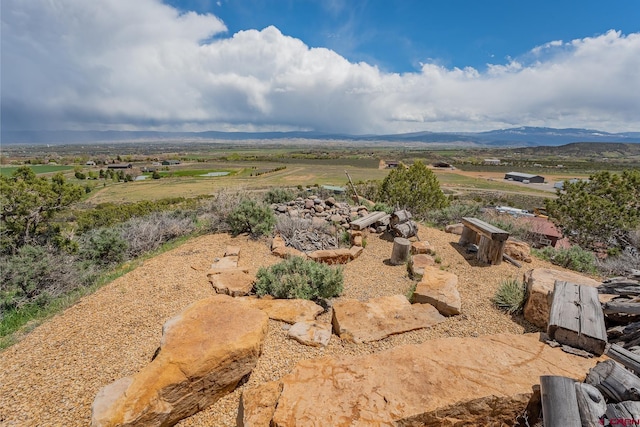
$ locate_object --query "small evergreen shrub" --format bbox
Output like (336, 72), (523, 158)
(78, 228), (128, 265)
(533, 245), (597, 274)
(264, 187), (295, 204)
(372, 202), (394, 214)
(493, 279), (526, 314)
(228, 199), (275, 237)
(254, 256), (343, 300)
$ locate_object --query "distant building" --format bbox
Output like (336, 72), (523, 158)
(518, 217), (564, 248)
(161, 160), (181, 166)
(554, 178), (588, 190)
(107, 163), (132, 169)
(433, 162), (452, 168)
(321, 185), (345, 194)
(483, 159), (501, 165)
(504, 172), (544, 184)
(85, 161), (96, 166)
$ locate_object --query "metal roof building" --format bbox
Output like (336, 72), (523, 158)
(504, 172), (545, 183)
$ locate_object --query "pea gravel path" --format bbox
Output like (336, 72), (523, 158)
(0, 226), (574, 426)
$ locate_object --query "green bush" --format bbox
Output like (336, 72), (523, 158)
(372, 202), (394, 214)
(78, 228), (128, 265)
(228, 199), (275, 237)
(425, 202), (482, 227)
(533, 245), (597, 274)
(254, 256), (343, 300)
(264, 187), (295, 204)
(492, 279), (526, 314)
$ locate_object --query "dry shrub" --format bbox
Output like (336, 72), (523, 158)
(198, 188), (253, 232)
(120, 211), (196, 258)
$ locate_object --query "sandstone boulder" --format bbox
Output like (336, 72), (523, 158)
(308, 249), (352, 265)
(522, 268), (601, 328)
(253, 333), (602, 426)
(504, 240), (532, 263)
(209, 270), (254, 297)
(407, 254), (435, 280)
(445, 223), (464, 235)
(287, 321), (332, 347)
(349, 245), (364, 260)
(412, 266), (461, 316)
(238, 381), (283, 427)
(239, 297), (324, 324)
(91, 295), (268, 427)
(331, 295), (445, 343)
(411, 240), (433, 255)
(224, 245), (241, 257)
(271, 235), (286, 250)
(208, 256), (239, 274)
(271, 246), (307, 260)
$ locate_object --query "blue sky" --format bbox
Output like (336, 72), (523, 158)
(2, 0), (640, 134)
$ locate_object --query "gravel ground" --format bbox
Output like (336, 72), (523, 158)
(0, 226), (570, 426)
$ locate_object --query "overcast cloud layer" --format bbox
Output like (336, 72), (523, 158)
(2, 0), (640, 133)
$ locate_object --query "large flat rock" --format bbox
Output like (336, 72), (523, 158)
(91, 295), (268, 427)
(332, 295), (445, 343)
(522, 268), (601, 328)
(238, 297), (324, 324)
(242, 333), (601, 426)
(412, 266), (461, 316)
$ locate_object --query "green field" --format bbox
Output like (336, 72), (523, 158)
(0, 164), (74, 176)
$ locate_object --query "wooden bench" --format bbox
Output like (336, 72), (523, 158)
(458, 217), (510, 265)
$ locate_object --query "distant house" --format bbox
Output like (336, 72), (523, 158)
(483, 159), (501, 165)
(107, 163), (132, 169)
(162, 160), (181, 166)
(518, 217), (564, 248)
(85, 161), (96, 166)
(321, 185), (345, 194)
(554, 178), (589, 190)
(433, 162), (452, 168)
(504, 172), (544, 184)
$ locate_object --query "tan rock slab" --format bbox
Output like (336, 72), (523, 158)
(408, 254), (435, 279)
(91, 295), (268, 427)
(271, 246), (307, 259)
(523, 268), (601, 328)
(331, 295), (445, 343)
(209, 270), (255, 297)
(349, 245), (364, 260)
(504, 240), (532, 263)
(210, 255), (238, 272)
(411, 240), (433, 255)
(238, 297), (324, 324)
(308, 248), (352, 265)
(271, 235), (286, 250)
(264, 333), (602, 426)
(413, 266), (461, 316)
(224, 245), (241, 257)
(238, 381), (283, 427)
(287, 321), (332, 347)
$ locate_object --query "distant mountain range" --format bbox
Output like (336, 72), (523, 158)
(3, 126), (640, 147)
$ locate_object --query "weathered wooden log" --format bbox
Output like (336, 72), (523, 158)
(598, 281), (640, 296)
(605, 401), (640, 423)
(459, 217), (510, 265)
(540, 376), (581, 427)
(606, 343), (640, 375)
(548, 281), (608, 356)
(608, 322), (640, 347)
(349, 211), (388, 231)
(458, 227), (479, 246)
(392, 221), (418, 239)
(604, 300), (640, 316)
(390, 237), (411, 265)
(586, 359), (640, 402)
(575, 383), (606, 427)
(390, 209), (412, 226)
(502, 253), (522, 267)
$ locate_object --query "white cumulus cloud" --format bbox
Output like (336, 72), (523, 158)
(2, 0), (639, 133)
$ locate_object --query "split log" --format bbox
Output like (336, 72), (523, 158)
(608, 322), (640, 348)
(605, 401), (640, 422)
(350, 211), (388, 231)
(603, 300), (640, 316)
(598, 281), (640, 296)
(575, 383), (606, 427)
(390, 237), (411, 265)
(540, 376), (581, 427)
(390, 209), (412, 226)
(392, 221), (418, 238)
(502, 253), (522, 268)
(547, 281), (608, 356)
(606, 343), (640, 375)
(585, 359), (640, 403)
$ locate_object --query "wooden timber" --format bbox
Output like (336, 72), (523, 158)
(349, 211), (388, 231)
(606, 343), (640, 376)
(604, 300), (640, 316)
(598, 280), (640, 296)
(540, 376), (581, 427)
(586, 359), (640, 402)
(547, 281), (607, 356)
(459, 217), (510, 265)
(390, 237), (411, 265)
(575, 383), (606, 427)
(605, 401), (640, 422)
